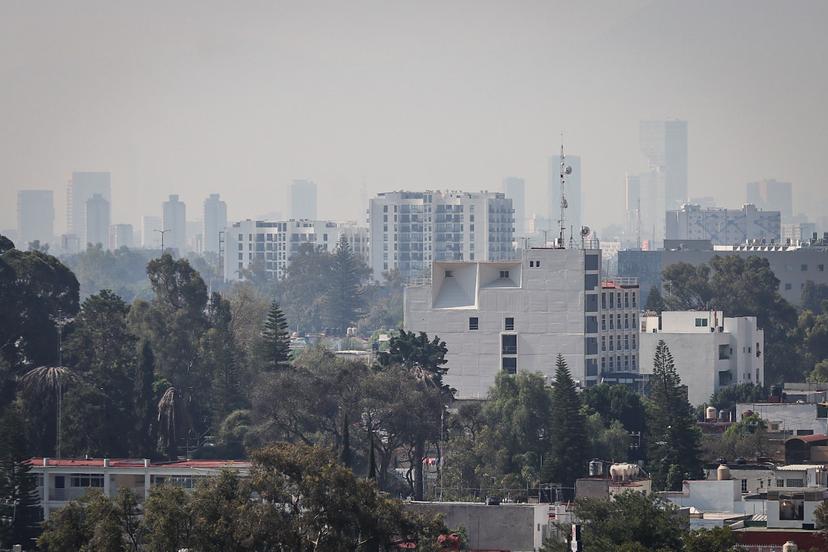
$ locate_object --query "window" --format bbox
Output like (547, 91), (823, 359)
(718, 344), (731, 360)
(609, 356), (614, 370)
(585, 274), (599, 290)
(819, 264), (825, 272)
(624, 335), (629, 349)
(796, 429), (814, 436)
(501, 334), (517, 354)
(499, 270), (510, 279)
(502, 357), (517, 374)
(624, 293), (629, 308)
(609, 337), (614, 351)
(586, 358), (598, 376)
(741, 479), (748, 493)
(601, 293), (607, 308)
(585, 254), (599, 271)
(469, 317), (478, 330)
(801, 264), (808, 271)
(624, 314), (629, 329)
(529, 260), (541, 268)
(785, 283), (792, 291)
(70, 474), (104, 488)
(585, 294), (598, 312)
(695, 318), (708, 327)
(585, 316), (598, 333)
(445, 270), (454, 278)
(632, 293), (637, 307)
(632, 335), (637, 348)
(585, 337), (598, 355)
(786, 479), (805, 488)
(505, 317), (514, 331)
(609, 293), (614, 309)
(609, 316), (614, 330)
(601, 315), (606, 330)
(601, 336), (606, 351)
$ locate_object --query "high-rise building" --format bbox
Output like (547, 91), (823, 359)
(502, 177), (526, 237)
(67, 172), (111, 243)
(203, 193), (227, 255)
(624, 174), (641, 245)
(85, 194), (111, 248)
(141, 216), (162, 249)
(162, 195), (187, 253)
(17, 190), (54, 247)
(640, 120), (688, 213)
(782, 222), (817, 245)
(746, 179), (793, 221)
(109, 224), (134, 249)
(666, 203), (781, 245)
(548, 155), (582, 240)
(290, 179), (317, 220)
(368, 191), (515, 281)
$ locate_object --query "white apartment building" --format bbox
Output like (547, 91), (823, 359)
(599, 278), (641, 386)
(403, 246), (607, 399)
(639, 311), (764, 406)
(736, 402), (828, 436)
(162, 194), (187, 253)
(223, 219), (368, 281)
(368, 191), (515, 281)
(109, 223), (134, 249)
(29, 457), (249, 520)
(666, 203), (781, 245)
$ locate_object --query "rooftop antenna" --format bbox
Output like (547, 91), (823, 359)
(558, 136), (572, 249)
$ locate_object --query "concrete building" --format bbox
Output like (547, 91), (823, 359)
(639, 311), (764, 406)
(29, 457), (249, 521)
(141, 215), (162, 249)
(747, 179), (793, 221)
(640, 120), (688, 212)
(109, 224), (134, 249)
(290, 179), (317, 220)
(66, 172), (111, 244)
(666, 203), (781, 245)
(736, 403), (828, 436)
(59, 234), (81, 255)
(336, 221), (370, 266)
(85, 193), (110, 248)
(782, 222), (817, 245)
(618, 238), (828, 306)
(599, 278), (641, 386)
(203, 193), (227, 255)
(162, 194), (187, 253)
(368, 190), (515, 281)
(704, 463), (777, 495)
(548, 155), (581, 238)
(403, 246), (606, 399)
(224, 219), (345, 281)
(16, 189), (54, 247)
(502, 177), (526, 237)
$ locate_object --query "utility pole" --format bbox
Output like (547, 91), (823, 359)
(154, 228), (170, 252)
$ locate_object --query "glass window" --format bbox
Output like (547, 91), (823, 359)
(695, 318), (708, 327)
(502, 357), (517, 374)
(585, 273), (599, 290)
(585, 254), (599, 271)
(601, 315), (606, 330)
(505, 317), (514, 331)
(585, 294), (598, 312)
(719, 344), (731, 360)
(501, 334), (517, 354)
(601, 336), (606, 351)
(609, 293), (614, 309)
(500, 270), (510, 279)
(601, 293), (607, 308)
(469, 317), (478, 330)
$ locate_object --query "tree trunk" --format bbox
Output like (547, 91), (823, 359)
(414, 437), (425, 501)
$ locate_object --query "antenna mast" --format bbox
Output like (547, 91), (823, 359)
(557, 137), (571, 249)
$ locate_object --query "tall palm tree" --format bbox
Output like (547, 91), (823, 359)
(20, 365), (77, 458)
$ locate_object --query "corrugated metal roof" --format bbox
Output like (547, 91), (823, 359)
(775, 464), (826, 471)
(785, 433), (828, 443)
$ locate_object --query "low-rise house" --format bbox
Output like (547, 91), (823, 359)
(29, 457), (250, 520)
(737, 402), (828, 436)
(704, 462), (776, 495)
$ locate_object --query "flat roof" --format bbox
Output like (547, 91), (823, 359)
(29, 458), (250, 469)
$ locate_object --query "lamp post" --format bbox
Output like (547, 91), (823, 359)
(154, 228), (170, 252)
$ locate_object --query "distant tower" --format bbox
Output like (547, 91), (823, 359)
(502, 177), (526, 236)
(162, 195), (187, 253)
(67, 172), (111, 244)
(203, 193), (227, 255)
(290, 179), (318, 220)
(85, 193), (111, 248)
(17, 190), (54, 247)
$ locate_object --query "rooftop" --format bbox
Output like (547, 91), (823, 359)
(29, 457), (251, 469)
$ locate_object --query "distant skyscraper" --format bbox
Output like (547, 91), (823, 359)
(141, 216), (162, 248)
(203, 193), (227, 255)
(624, 174), (641, 245)
(640, 120), (688, 213)
(666, 203), (781, 245)
(85, 193), (111, 248)
(109, 224), (134, 249)
(162, 195), (187, 253)
(502, 177), (526, 237)
(746, 179), (793, 220)
(290, 179), (317, 220)
(67, 172), (111, 243)
(17, 190), (54, 247)
(548, 155), (582, 240)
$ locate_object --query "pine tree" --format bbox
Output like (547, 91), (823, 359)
(647, 340), (703, 490)
(544, 354), (588, 492)
(323, 235), (364, 335)
(260, 302), (291, 371)
(0, 405), (41, 549)
(645, 285), (665, 313)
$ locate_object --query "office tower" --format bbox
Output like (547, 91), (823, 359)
(85, 194), (111, 248)
(502, 177), (526, 237)
(203, 193), (227, 255)
(624, 175), (641, 246)
(548, 155), (582, 239)
(368, 190), (514, 281)
(781, 222), (817, 244)
(66, 172), (111, 244)
(665, 204), (781, 245)
(162, 195), (187, 253)
(141, 216), (162, 248)
(109, 224), (134, 249)
(17, 190), (54, 247)
(640, 120), (688, 212)
(290, 179), (317, 220)
(746, 179), (793, 221)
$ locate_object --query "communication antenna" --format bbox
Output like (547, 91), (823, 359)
(558, 137), (572, 249)
(636, 197), (641, 250)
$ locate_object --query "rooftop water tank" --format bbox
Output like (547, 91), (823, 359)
(589, 459), (603, 477)
(706, 406), (717, 421)
(717, 464), (731, 481)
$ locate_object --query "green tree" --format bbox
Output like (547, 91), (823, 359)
(708, 383), (768, 412)
(279, 243), (335, 333)
(543, 354), (587, 490)
(203, 293), (244, 427)
(662, 262), (713, 310)
(323, 235), (368, 335)
(644, 285), (665, 313)
(142, 484), (193, 552)
(682, 526), (741, 552)
(60, 244), (154, 303)
(0, 405), (40, 549)
(802, 280), (828, 314)
(647, 340), (703, 490)
(134, 340), (157, 457)
(258, 301), (291, 371)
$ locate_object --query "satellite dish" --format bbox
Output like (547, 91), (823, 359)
(581, 226), (590, 237)
(565, 166), (572, 175)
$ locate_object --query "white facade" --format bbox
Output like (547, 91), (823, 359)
(403, 247), (606, 399)
(203, 193), (227, 255)
(666, 203), (781, 245)
(368, 190), (515, 281)
(736, 402), (828, 436)
(85, 193), (110, 248)
(17, 189), (54, 247)
(109, 223), (134, 249)
(162, 194), (187, 253)
(337, 221), (370, 266)
(782, 222), (817, 245)
(639, 311), (764, 406)
(224, 219), (360, 281)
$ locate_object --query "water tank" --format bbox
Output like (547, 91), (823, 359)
(589, 459), (603, 477)
(719, 410), (729, 422)
(717, 464), (731, 481)
(782, 541), (798, 552)
(706, 406), (717, 421)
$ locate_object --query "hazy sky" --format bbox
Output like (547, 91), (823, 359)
(2, 0), (827, 235)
